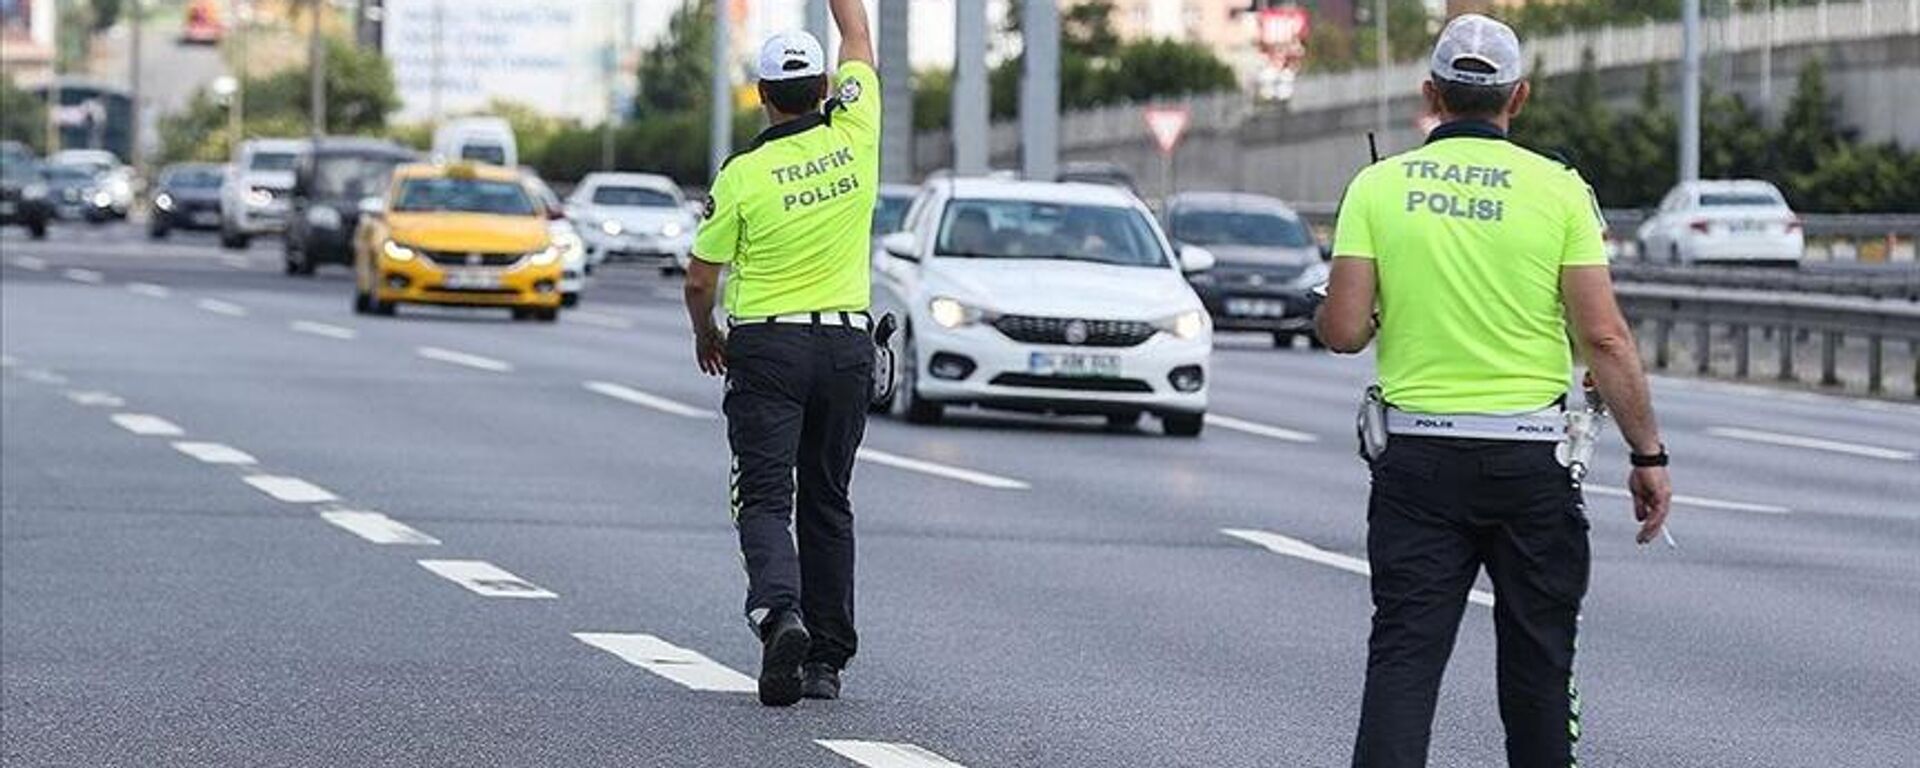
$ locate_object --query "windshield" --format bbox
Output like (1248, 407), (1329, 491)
(164, 167), (224, 188)
(1171, 209), (1313, 249)
(250, 152), (298, 172)
(313, 156), (404, 199)
(47, 165), (93, 182)
(592, 185), (676, 207)
(1700, 192), (1783, 207)
(459, 144), (507, 166)
(936, 199), (1169, 268)
(392, 178), (536, 215)
(873, 194), (911, 234)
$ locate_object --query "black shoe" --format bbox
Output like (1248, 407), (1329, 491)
(757, 613), (809, 707)
(801, 663), (841, 700)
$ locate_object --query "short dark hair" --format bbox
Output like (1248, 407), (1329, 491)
(1432, 59), (1517, 119)
(760, 75), (829, 115)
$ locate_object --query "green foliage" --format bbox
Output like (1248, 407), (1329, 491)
(635, 0), (714, 119)
(157, 36), (398, 162)
(90, 0), (122, 31)
(0, 75), (47, 152)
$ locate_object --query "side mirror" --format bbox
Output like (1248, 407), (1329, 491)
(1319, 243), (1333, 262)
(881, 231), (919, 262)
(357, 196), (386, 218)
(546, 204), (566, 221)
(1178, 244), (1215, 273)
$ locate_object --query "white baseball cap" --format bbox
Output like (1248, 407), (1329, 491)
(1429, 14), (1524, 86)
(757, 30), (826, 82)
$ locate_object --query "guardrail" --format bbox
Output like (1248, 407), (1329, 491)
(1615, 283), (1920, 397)
(1612, 263), (1920, 301)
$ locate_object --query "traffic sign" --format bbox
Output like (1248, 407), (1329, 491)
(1144, 106), (1190, 156)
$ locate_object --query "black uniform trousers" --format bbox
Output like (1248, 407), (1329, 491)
(1353, 436), (1590, 768)
(724, 322), (872, 670)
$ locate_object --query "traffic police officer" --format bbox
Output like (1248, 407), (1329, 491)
(1316, 15), (1675, 767)
(682, 0), (879, 708)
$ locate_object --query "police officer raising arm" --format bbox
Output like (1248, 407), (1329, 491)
(682, 0), (879, 709)
(1315, 15), (1672, 768)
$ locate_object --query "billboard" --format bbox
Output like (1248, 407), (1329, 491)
(382, 0), (621, 124)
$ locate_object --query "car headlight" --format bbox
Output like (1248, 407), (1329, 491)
(21, 183), (46, 200)
(660, 221), (684, 238)
(529, 243), (562, 266)
(154, 192), (174, 211)
(548, 230), (585, 264)
(245, 187), (273, 207)
(307, 205), (342, 230)
(929, 296), (985, 329)
(381, 240), (417, 262)
(91, 191), (113, 207)
(1294, 261), (1331, 288)
(1156, 310), (1208, 340)
(600, 219), (623, 236)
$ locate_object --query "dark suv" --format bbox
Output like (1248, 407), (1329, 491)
(1165, 192), (1330, 348)
(283, 138), (417, 275)
(0, 152), (52, 239)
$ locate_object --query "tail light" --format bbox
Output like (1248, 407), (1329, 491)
(1784, 217), (1802, 234)
(1688, 220), (1711, 234)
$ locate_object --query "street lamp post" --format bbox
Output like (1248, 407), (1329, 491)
(1680, 0), (1702, 183)
(309, 0), (327, 140)
(709, 0), (731, 178)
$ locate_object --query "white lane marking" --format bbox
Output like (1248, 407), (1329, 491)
(111, 413), (184, 436)
(1705, 426), (1916, 462)
(855, 448), (1031, 490)
(65, 390), (126, 407)
(62, 268), (103, 284)
(241, 474), (339, 503)
(170, 441), (257, 465)
(817, 740), (972, 768)
(10, 256), (47, 271)
(220, 255), (252, 269)
(583, 380), (715, 419)
(417, 559), (557, 598)
(1584, 484), (1791, 515)
(126, 282), (172, 298)
(572, 632), (757, 693)
(1207, 414), (1320, 443)
(20, 368), (68, 385)
(1222, 528), (1496, 608)
(0, 354), (15, 367)
(289, 320), (358, 340)
(569, 311), (635, 330)
(415, 346), (513, 373)
(319, 510), (441, 545)
(196, 298), (248, 316)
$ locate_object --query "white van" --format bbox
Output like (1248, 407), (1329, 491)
(432, 117), (517, 168)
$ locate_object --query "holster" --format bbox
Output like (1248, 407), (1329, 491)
(1356, 384), (1389, 463)
(869, 312), (899, 406)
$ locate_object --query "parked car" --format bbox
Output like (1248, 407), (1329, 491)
(1165, 192), (1329, 348)
(48, 149), (134, 219)
(43, 163), (113, 223)
(0, 154), (52, 239)
(432, 117), (516, 168)
(565, 172), (696, 272)
(220, 138), (307, 249)
(352, 162), (565, 321)
(148, 162), (227, 237)
(524, 172), (588, 307)
(283, 138), (417, 274)
(873, 183), (917, 235)
(1636, 179), (1803, 266)
(871, 178), (1214, 436)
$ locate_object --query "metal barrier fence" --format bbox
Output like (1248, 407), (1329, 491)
(1615, 283), (1920, 397)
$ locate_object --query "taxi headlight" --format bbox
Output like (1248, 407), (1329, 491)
(307, 205), (342, 230)
(929, 297), (984, 329)
(549, 230), (585, 263)
(21, 183), (46, 200)
(529, 245), (561, 266)
(660, 221), (684, 238)
(1294, 261), (1331, 288)
(154, 192), (174, 211)
(1157, 310), (1207, 340)
(381, 239), (417, 262)
(600, 218), (623, 236)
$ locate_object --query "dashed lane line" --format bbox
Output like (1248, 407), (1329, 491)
(0, 354), (15, 367)
(241, 474), (339, 503)
(126, 282), (172, 298)
(171, 441), (258, 465)
(569, 311), (636, 330)
(319, 510), (441, 545)
(20, 368), (68, 385)
(572, 633), (757, 693)
(220, 255), (253, 269)
(65, 390), (126, 407)
(855, 448), (1032, 490)
(1222, 528), (1497, 608)
(1206, 414), (1319, 443)
(1705, 426), (1916, 462)
(10, 255), (47, 271)
(417, 560), (557, 598)
(817, 740), (972, 768)
(416, 346), (513, 373)
(111, 413), (185, 437)
(195, 298), (249, 317)
(583, 380), (715, 418)
(289, 320), (358, 340)
(62, 267), (103, 284)
(1584, 484), (1791, 515)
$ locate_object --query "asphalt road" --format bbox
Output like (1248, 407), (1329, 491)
(4, 222), (1917, 767)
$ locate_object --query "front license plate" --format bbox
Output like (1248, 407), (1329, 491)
(191, 211), (220, 226)
(1029, 352), (1121, 377)
(1226, 298), (1289, 318)
(440, 268), (501, 289)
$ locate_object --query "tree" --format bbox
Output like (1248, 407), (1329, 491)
(157, 35), (398, 162)
(0, 75), (47, 152)
(635, 0), (714, 119)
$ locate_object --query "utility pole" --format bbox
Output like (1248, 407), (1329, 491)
(709, 0), (731, 178)
(1019, 0), (1059, 181)
(230, 1), (248, 157)
(129, 0), (143, 168)
(952, 0), (988, 175)
(1680, 0), (1701, 183)
(309, 0), (327, 140)
(877, 0), (912, 182)
(805, 0), (828, 49)
(1374, 0), (1389, 140)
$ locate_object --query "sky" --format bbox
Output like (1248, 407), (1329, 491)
(632, 0), (1011, 71)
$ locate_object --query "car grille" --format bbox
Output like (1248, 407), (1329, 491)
(1217, 264), (1307, 289)
(422, 250), (526, 267)
(989, 373), (1154, 393)
(991, 315), (1156, 347)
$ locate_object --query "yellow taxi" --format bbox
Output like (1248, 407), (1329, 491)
(353, 162), (571, 321)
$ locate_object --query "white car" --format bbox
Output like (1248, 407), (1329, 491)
(220, 138), (306, 249)
(48, 149), (134, 218)
(523, 172), (588, 306)
(1637, 179), (1803, 266)
(873, 178), (1215, 437)
(565, 172), (697, 271)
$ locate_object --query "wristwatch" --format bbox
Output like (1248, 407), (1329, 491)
(1630, 446), (1669, 468)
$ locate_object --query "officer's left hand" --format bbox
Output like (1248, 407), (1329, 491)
(695, 327), (727, 376)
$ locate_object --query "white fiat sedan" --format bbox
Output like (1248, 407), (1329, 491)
(872, 178), (1215, 436)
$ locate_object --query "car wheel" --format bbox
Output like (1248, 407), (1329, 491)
(535, 307), (560, 323)
(149, 223), (169, 239)
(27, 219), (46, 239)
(561, 292), (579, 308)
(352, 288), (370, 314)
(895, 334), (943, 424)
(1105, 411), (1141, 430)
(1307, 332), (1328, 350)
(1162, 412), (1205, 438)
(1272, 332), (1296, 349)
(220, 227), (248, 250)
